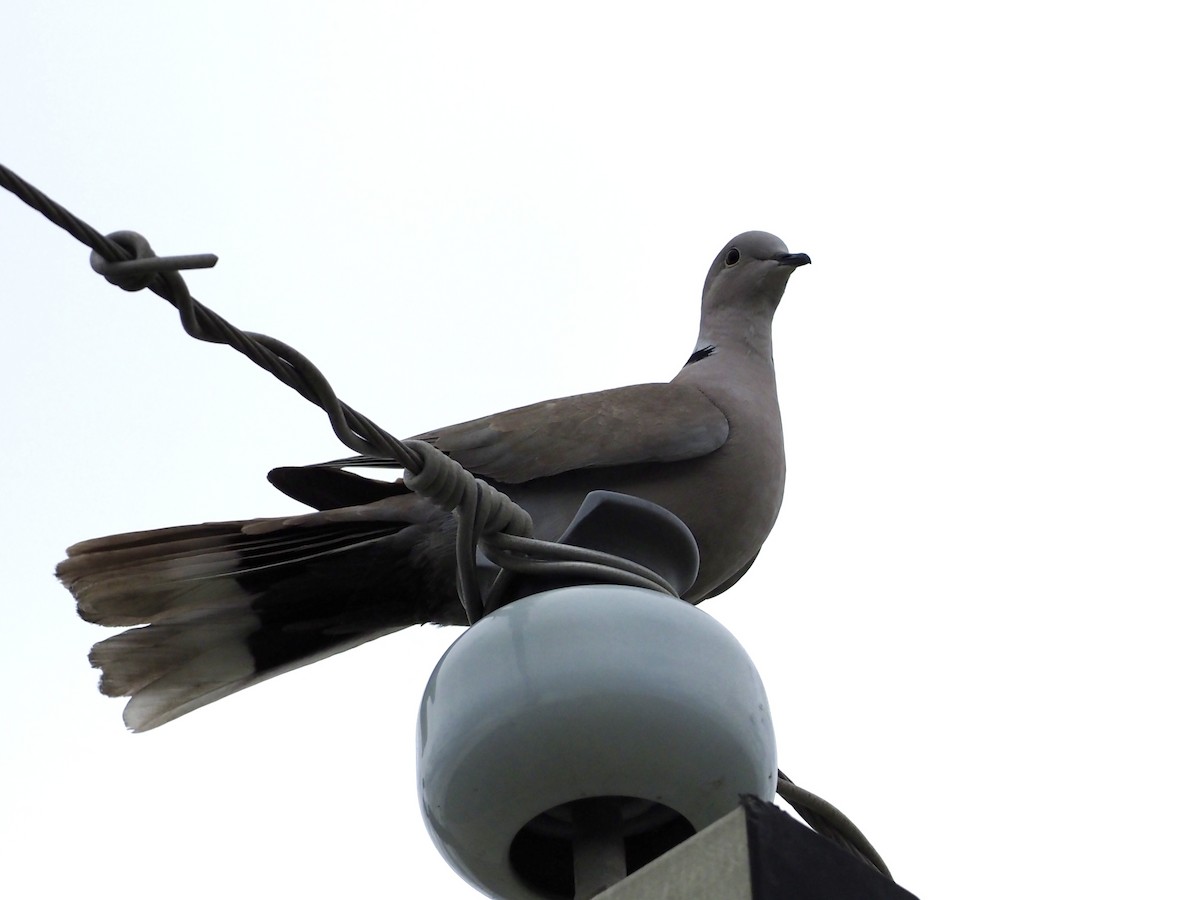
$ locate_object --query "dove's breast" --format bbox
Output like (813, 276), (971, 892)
(504, 366), (785, 601)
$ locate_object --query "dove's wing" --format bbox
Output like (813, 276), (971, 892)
(412, 382), (729, 482)
(269, 382), (729, 509)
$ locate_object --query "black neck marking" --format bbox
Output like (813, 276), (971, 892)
(685, 344), (716, 366)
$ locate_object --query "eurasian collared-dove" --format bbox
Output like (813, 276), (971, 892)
(56, 231), (810, 731)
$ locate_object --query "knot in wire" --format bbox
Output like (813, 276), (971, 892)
(89, 229), (218, 292)
(403, 439), (534, 538)
(400, 439), (534, 624)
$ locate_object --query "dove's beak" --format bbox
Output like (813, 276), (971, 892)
(776, 252), (811, 268)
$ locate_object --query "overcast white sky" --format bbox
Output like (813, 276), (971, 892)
(2, 2), (1197, 897)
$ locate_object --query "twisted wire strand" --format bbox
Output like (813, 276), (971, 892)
(483, 532), (677, 595)
(455, 480), (486, 623)
(777, 772), (892, 879)
(1, 163), (128, 261)
(4, 162), (891, 879)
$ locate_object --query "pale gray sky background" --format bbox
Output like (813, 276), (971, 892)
(2, 2), (1197, 897)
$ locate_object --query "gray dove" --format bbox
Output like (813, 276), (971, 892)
(56, 231), (810, 731)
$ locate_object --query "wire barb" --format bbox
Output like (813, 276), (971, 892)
(89, 229), (217, 292)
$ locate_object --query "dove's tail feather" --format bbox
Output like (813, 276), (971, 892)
(57, 509), (460, 732)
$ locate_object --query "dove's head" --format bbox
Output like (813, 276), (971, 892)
(702, 231), (810, 311)
(689, 232), (810, 363)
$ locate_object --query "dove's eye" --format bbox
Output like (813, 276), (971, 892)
(724, 249), (740, 267)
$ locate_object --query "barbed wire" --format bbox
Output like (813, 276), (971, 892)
(0, 162), (671, 624)
(2, 162), (891, 880)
